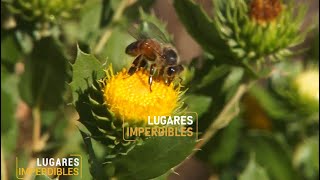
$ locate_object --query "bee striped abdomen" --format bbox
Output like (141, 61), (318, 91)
(125, 41), (141, 56)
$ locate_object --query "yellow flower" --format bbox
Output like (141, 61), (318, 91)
(294, 69), (319, 102)
(102, 66), (183, 123)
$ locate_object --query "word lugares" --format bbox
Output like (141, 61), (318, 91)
(147, 115), (193, 125)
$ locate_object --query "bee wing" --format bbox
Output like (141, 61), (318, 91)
(127, 21), (172, 44)
(127, 23), (149, 40)
(127, 22), (170, 58)
(141, 22), (172, 44)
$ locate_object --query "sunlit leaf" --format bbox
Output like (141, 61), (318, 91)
(113, 136), (196, 180)
(69, 47), (106, 104)
(239, 153), (270, 180)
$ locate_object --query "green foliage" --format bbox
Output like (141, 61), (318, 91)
(243, 131), (298, 180)
(98, 27), (134, 72)
(173, 0), (233, 61)
(19, 37), (68, 109)
(1, 30), (22, 64)
(293, 135), (319, 180)
(208, 118), (242, 167)
(239, 154), (270, 180)
(174, 0), (309, 78)
(113, 136), (196, 180)
(69, 47), (106, 104)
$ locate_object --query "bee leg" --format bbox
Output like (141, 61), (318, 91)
(149, 64), (156, 92)
(138, 58), (147, 68)
(128, 54), (143, 75)
(165, 77), (174, 86)
(157, 67), (165, 82)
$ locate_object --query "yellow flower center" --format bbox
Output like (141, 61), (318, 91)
(103, 68), (181, 123)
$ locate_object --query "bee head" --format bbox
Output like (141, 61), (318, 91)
(163, 48), (178, 65)
(167, 65), (184, 77)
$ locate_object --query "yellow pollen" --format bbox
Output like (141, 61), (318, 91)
(103, 68), (181, 123)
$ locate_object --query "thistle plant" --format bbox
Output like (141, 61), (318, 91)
(1, 0), (318, 180)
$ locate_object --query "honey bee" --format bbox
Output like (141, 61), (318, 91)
(125, 22), (184, 91)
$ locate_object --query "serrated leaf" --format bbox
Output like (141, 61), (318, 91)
(239, 153), (270, 180)
(243, 131), (299, 180)
(113, 136), (196, 180)
(19, 37), (68, 109)
(70, 47), (105, 104)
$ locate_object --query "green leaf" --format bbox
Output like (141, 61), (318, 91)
(185, 94), (212, 118)
(1, 68), (18, 157)
(98, 27), (134, 72)
(34, 175), (57, 180)
(1, 89), (15, 134)
(293, 135), (319, 179)
(150, 171), (171, 180)
(1, 104), (18, 155)
(208, 118), (242, 167)
(79, 0), (103, 44)
(123, 0), (155, 23)
(243, 131), (299, 180)
(79, 130), (107, 179)
(1, 30), (22, 64)
(173, 0), (230, 59)
(222, 67), (244, 92)
(70, 47), (106, 104)
(239, 153), (270, 180)
(188, 58), (231, 92)
(113, 136), (196, 180)
(248, 84), (292, 120)
(1, 67), (20, 103)
(62, 0), (102, 46)
(19, 37), (68, 109)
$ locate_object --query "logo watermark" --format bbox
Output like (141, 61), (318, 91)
(16, 154), (82, 179)
(123, 112), (198, 141)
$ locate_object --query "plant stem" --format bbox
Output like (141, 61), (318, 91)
(32, 106), (41, 151)
(173, 81), (254, 172)
(24, 106), (43, 180)
(195, 83), (250, 149)
(93, 0), (136, 54)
